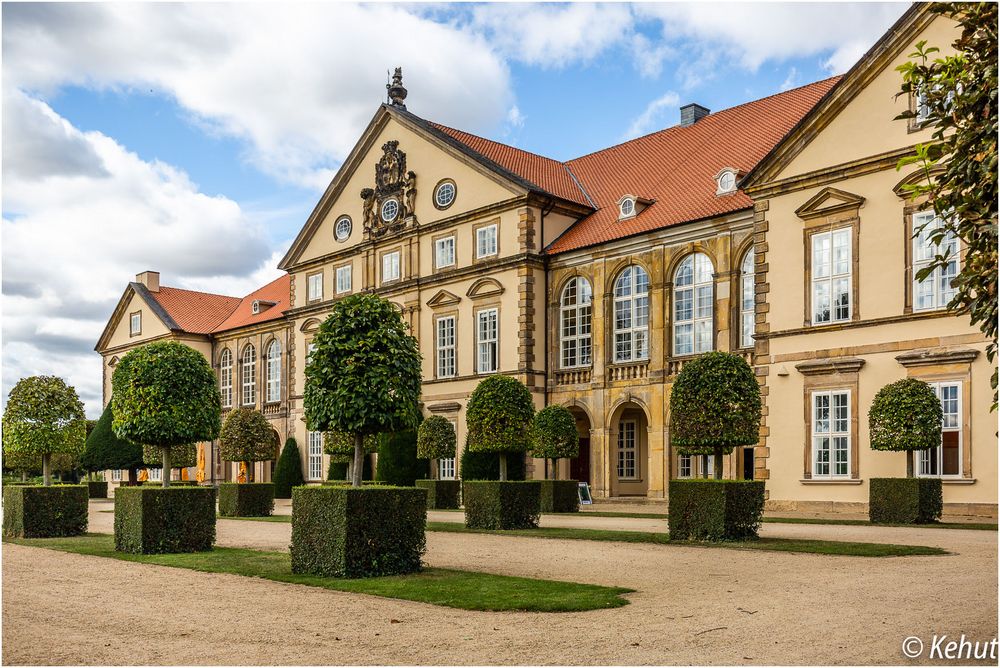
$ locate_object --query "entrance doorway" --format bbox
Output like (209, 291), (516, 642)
(568, 407), (592, 485)
(610, 404), (649, 496)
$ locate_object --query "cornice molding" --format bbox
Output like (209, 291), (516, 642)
(426, 402), (462, 414)
(794, 187), (866, 220)
(795, 357), (866, 376)
(895, 348), (981, 368)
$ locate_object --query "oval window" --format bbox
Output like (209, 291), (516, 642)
(334, 216), (352, 241)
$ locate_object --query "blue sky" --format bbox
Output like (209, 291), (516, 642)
(2, 2), (909, 413)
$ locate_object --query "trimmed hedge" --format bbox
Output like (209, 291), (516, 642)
(2, 485), (88, 538)
(668, 479), (765, 541)
(88, 481), (108, 499)
(273, 437), (305, 499)
(114, 486), (216, 554)
(142, 480), (199, 487)
(415, 479), (461, 509)
(539, 479), (580, 513)
(463, 481), (541, 530)
(459, 448), (526, 481)
(869, 477), (942, 524)
(218, 483), (275, 517)
(291, 485), (426, 578)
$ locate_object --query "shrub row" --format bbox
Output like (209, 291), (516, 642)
(668, 479), (764, 541)
(415, 479), (461, 509)
(218, 483), (275, 517)
(869, 477), (942, 524)
(87, 481), (108, 498)
(2, 485), (89, 538)
(539, 479), (579, 513)
(463, 481), (540, 530)
(142, 480), (199, 486)
(114, 486), (216, 554)
(459, 449), (525, 481)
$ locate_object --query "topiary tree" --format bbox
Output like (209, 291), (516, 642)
(4, 447), (39, 482)
(530, 405), (580, 480)
(112, 341), (221, 488)
(466, 375), (535, 481)
(669, 352), (762, 480)
(416, 415), (456, 480)
(272, 437), (305, 498)
(81, 404), (144, 485)
(304, 293), (422, 487)
(376, 428), (427, 486)
(869, 378), (943, 476)
(2, 376), (87, 486)
(142, 443), (196, 481)
(219, 408), (278, 483)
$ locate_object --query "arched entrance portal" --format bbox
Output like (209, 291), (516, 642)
(609, 402), (649, 497)
(567, 407), (592, 485)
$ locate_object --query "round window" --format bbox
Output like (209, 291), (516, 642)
(381, 199), (399, 222)
(620, 198), (635, 218)
(334, 216), (352, 241)
(718, 171), (736, 193)
(434, 181), (456, 209)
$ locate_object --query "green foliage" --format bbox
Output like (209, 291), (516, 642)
(530, 405), (580, 470)
(2, 485), (88, 538)
(2, 376), (87, 467)
(111, 341), (221, 448)
(80, 404), (143, 473)
(669, 353), (762, 472)
(323, 431), (376, 457)
(416, 415), (456, 460)
(459, 446), (526, 481)
(896, 4), (998, 406)
(376, 429), (428, 486)
(272, 437), (305, 499)
(327, 456), (372, 481)
(219, 408), (279, 467)
(538, 479), (580, 513)
(415, 479), (461, 509)
(88, 481), (108, 499)
(142, 443), (197, 469)
(466, 375), (535, 455)
(291, 486), (427, 578)
(869, 378), (943, 452)
(218, 483), (275, 517)
(3, 447), (40, 475)
(463, 481), (541, 530)
(869, 477), (943, 524)
(114, 486), (216, 554)
(668, 479), (765, 541)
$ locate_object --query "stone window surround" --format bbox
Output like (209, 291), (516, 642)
(802, 212), (861, 328)
(474, 302), (500, 375)
(305, 270), (323, 303)
(432, 230), (457, 272)
(901, 203), (964, 315)
(129, 311), (142, 337)
(434, 310), (459, 380)
(795, 357), (863, 482)
(379, 246), (403, 285)
(473, 219), (500, 263)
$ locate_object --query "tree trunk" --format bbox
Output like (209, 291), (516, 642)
(246, 461), (254, 483)
(431, 459), (438, 481)
(161, 447), (171, 488)
(551, 458), (558, 481)
(713, 447), (723, 480)
(907, 451), (915, 478)
(128, 468), (138, 486)
(42, 453), (51, 486)
(352, 434), (364, 488)
(499, 454), (508, 482)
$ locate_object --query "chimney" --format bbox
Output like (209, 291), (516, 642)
(136, 271), (160, 292)
(680, 103), (710, 127)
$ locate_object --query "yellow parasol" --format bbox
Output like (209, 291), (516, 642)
(138, 468), (149, 482)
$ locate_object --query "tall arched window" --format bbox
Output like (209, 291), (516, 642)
(241, 344), (256, 406)
(219, 349), (233, 408)
(740, 249), (755, 349)
(613, 265), (650, 363)
(265, 339), (282, 403)
(673, 253), (714, 355)
(560, 277), (593, 367)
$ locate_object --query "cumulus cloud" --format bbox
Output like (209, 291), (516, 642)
(623, 90), (681, 139)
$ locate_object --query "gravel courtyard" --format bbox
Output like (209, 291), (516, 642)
(3, 502), (996, 666)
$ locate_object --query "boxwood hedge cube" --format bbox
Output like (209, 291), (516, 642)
(87, 481), (108, 499)
(218, 482), (275, 517)
(291, 486), (426, 578)
(463, 480), (541, 529)
(539, 480), (580, 513)
(114, 486), (216, 554)
(869, 477), (942, 524)
(415, 479), (461, 510)
(668, 479), (765, 541)
(2, 485), (89, 538)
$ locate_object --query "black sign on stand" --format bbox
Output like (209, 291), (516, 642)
(578, 482), (593, 505)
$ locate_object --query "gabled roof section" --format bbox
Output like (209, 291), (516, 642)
(213, 275), (291, 333)
(150, 286), (243, 334)
(95, 282), (179, 351)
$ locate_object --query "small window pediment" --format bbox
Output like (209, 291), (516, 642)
(795, 187), (866, 221)
(426, 289), (461, 308)
(466, 277), (505, 300)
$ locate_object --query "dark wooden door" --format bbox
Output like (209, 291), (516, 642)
(570, 437), (591, 484)
(743, 448), (754, 480)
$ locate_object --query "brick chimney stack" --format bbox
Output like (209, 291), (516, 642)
(136, 271), (160, 292)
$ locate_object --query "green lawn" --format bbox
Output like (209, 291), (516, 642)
(6, 534), (631, 612)
(764, 516), (997, 531)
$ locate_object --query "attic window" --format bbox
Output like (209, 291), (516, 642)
(252, 301), (261, 315)
(619, 197), (636, 220)
(252, 300), (277, 315)
(716, 168), (738, 195)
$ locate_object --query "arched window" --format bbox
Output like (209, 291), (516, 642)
(265, 339), (282, 403)
(613, 265), (649, 363)
(560, 277), (593, 368)
(673, 253), (714, 356)
(241, 345), (256, 406)
(219, 349), (233, 408)
(740, 249), (755, 348)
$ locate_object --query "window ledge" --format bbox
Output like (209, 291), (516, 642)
(799, 478), (863, 485)
(941, 478), (977, 485)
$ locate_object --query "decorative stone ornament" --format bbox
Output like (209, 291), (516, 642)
(361, 140), (418, 238)
(387, 66), (407, 109)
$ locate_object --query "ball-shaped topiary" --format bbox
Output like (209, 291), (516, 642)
(530, 405), (580, 480)
(869, 378), (943, 454)
(466, 375), (535, 480)
(416, 415), (457, 471)
(669, 352), (761, 479)
(112, 341), (220, 487)
(2, 375), (87, 486)
(219, 408), (278, 482)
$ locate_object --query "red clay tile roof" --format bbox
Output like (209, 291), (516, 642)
(212, 275), (291, 333)
(148, 286), (243, 334)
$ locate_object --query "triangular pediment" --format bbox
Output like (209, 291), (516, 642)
(795, 187), (866, 220)
(466, 277), (505, 300)
(426, 289), (461, 308)
(95, 283), (177, 352)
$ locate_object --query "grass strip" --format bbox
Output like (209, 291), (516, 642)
(764, 516), (997, 531)
(5, 534), (631, 612)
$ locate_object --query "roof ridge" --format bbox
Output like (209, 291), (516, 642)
(158, 284), (242, 301)
(427, 120), (567, 167)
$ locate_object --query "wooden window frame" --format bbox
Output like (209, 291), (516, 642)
(380, 248), (402, 285)
(306, 271), (324, 303)
(475, 306), (499, 374)
(801, 371), (860, 481)
(803, 215), (860, 327)
(473, 220), (500, 262)
(129, 311), (142, 337)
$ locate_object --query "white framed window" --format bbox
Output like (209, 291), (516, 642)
(673, 253), (714, 356)
(912, 211), (958, 311)
(335, 265), (352, 294)
(613, 265), (650, 363)
(812, 390), (850, 478)
(382, 251), (401, 282)
(476, 308), (498, 374)
(678, 454), (715, 478)
(381, 198), (399, 222)
(130, 312), (141, 336)
(334, 216), (352, 241)
(265, 339), (281, 403)
(436, 316), (456, 378)
(149, 468), (162, 482)
(915, 87), (931, 123)
(435, 236), (455, 269)
(111, 469), (121, 482)
(438, 457), (456, 480)
(811, 228), (852, 324)
(617, 420), (637, 479)
(619, 197), (636, 219)
(740, 249), (755, 349)
(306, 341), (316, 363)
(476, 224), (498, 259)
(717, 170), (737, 194)
(219, 348), (233, 408)
(560, 277), (593, 368)
(434, 181), (456, 209)
(307, 273), (323, 302)
(918, 381), (962, 477)
(241, 345), (256, 406)
(308, 431), (323, 480)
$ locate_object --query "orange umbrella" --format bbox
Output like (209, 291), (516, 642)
(196, 444), (206, 483)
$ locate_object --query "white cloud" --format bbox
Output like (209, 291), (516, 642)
(780, 67), (800, 92)
(623, 91), (681, 139)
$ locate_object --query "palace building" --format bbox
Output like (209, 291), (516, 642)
(95, 4), (996, 515)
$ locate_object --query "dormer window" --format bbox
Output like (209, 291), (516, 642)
(252, 301), (261, 315)
(619, 196), (636, 220)
(715, 168), (738, 195)
(252, 300), (277, 315)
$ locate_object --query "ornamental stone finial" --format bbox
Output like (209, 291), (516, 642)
(387, 67), (407, 109)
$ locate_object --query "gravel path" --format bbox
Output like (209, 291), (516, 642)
(3, 504), (996, 665)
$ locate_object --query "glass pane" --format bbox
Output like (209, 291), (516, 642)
(615, 268), (632, 297)
(812, 234), (831, 278)
(674, 324), (692, 356)
(694, 253), (713, 284)
(695, 285), (713, 319)
(942, 431), (960, 476)
(674, 288), (692, 322)
(635, 296), (649, 327)
(813, 281), (831, 322)
(695, 319), (712, 353)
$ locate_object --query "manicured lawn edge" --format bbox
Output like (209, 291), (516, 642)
(5, 534), (632, 612)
